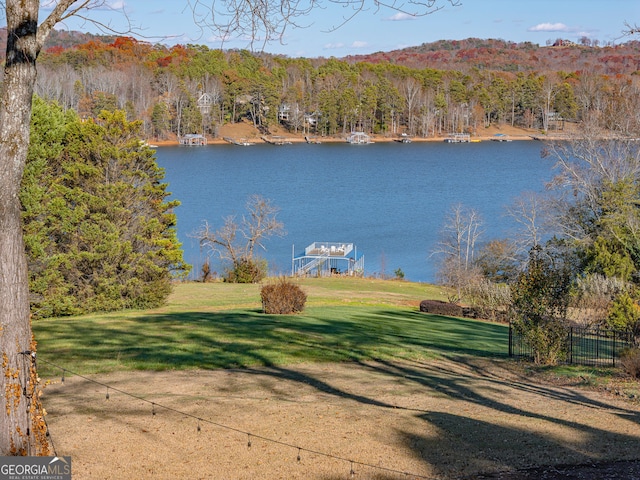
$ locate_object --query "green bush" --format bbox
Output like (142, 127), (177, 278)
(509, 244), (575, 364)
(512, 317), (569, 365)
(261, 278), (307, 314)
(225, 257), (267, 283)
(22, 101), (190, 318)
(607, 292), (640, 331)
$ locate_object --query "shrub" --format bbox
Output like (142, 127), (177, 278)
(419, 300), (463, 317)
(509, 244), (576, 364)
(225, 257), (268, 283)
(261, 278), (307, 314)
(571, 274), (630, 327)
(201, 259), (213, 282)
(607, 292), (640, 331)
(512, 316), (569, 365)
(619, 347), (640, 378)
(463, 277), (511, 321)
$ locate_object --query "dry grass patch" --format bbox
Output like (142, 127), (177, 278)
(43, 357), (640, 479)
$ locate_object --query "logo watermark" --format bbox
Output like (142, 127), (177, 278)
(0, 457), (71, 480)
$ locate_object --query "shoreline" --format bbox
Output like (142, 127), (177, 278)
(149, 131), (567, 147)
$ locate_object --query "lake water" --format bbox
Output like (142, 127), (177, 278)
(155, 141), (555, 283)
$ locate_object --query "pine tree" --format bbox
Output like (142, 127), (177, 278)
(21, 99), (190, 317)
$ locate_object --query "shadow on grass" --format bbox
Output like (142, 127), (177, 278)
(363, 357), (640, 478)
(308, 353), (640, 479)
(35, 308), (640, 478)
(35, 308), (508, 374)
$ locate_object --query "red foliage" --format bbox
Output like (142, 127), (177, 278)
(156, 56), (172, 67)
(45, 45), (64, 55)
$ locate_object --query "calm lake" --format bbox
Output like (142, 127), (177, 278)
(155, 141), (555, 283)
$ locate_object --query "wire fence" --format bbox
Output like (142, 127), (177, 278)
(509, 323), (636, 367)
(37, 357), (433, 480)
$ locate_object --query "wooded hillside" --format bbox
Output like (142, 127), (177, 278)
(347, 38), (640, 75)
(27, 31), (640, 141)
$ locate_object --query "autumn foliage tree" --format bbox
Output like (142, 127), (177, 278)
(1, 0), (460, 456)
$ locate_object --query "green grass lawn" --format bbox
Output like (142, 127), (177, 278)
(33, 278), (509, 376)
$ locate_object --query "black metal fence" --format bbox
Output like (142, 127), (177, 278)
(509, 323), (636, 366)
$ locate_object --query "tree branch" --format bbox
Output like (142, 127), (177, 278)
(37, 0), (135, 49)
(187, 0), (458, 50)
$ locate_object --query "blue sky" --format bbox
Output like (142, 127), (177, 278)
(46, 0), (640, 57)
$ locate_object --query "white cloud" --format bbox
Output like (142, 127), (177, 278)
(527, 22), (571, 33)
(323, 42), (345, 50)
(351, 41), (368, 49)
(386, 12), (416, 21)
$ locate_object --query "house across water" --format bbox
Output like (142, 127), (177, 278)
(292, 242), (364, 277)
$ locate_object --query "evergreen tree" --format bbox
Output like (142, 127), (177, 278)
(510, 242), (578, 364)
(21, 98), (190, 318)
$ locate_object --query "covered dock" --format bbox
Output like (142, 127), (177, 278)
(444, 133), (471, 143)
(292, 242), (364, 277)
(179, 134), (208, 146)
(346, 132), (373, 144)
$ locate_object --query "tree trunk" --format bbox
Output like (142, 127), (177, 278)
(0, 0), (40, 455)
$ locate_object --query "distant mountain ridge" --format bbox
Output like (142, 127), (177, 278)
(344, 37), (640, 75)
(1, 28), (638, 75)
(0, 28), (116, 57)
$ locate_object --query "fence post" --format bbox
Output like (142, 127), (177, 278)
(509, 323), (513, 357)
(569, 327), (573, 365)
(613, 330), (617, 367)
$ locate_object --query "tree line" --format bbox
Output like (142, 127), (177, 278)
(35, 36), (640, 140)
(434, 129), (640, 365)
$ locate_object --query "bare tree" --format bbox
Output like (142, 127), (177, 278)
(506, 191), (549, 257)
(622, 21), (640, 36)
(545, 130), (640, 246)
(432, 204), (484, 301)
(194, 195), (285, 282)
(0, 0), (454, 455)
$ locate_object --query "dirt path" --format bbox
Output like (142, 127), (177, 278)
(43, 357), (640, 479)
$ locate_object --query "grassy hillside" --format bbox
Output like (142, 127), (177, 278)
(33, 278), (508, 376)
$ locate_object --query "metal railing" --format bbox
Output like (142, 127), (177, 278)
(509, 323), (635, 367)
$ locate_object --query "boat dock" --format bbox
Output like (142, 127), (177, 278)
(223, 137), (255, 146)
(394, 134), (412, 143)
(179, 134), (208, 146)
(491, 133), (512, 142)
(444, 133), (471, 143)
(261, 135), (292, 145)
(346, 132), (373, 144)
(292, 242), (364, 277)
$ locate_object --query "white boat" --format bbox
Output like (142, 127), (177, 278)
(394, 133), (412, 143)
